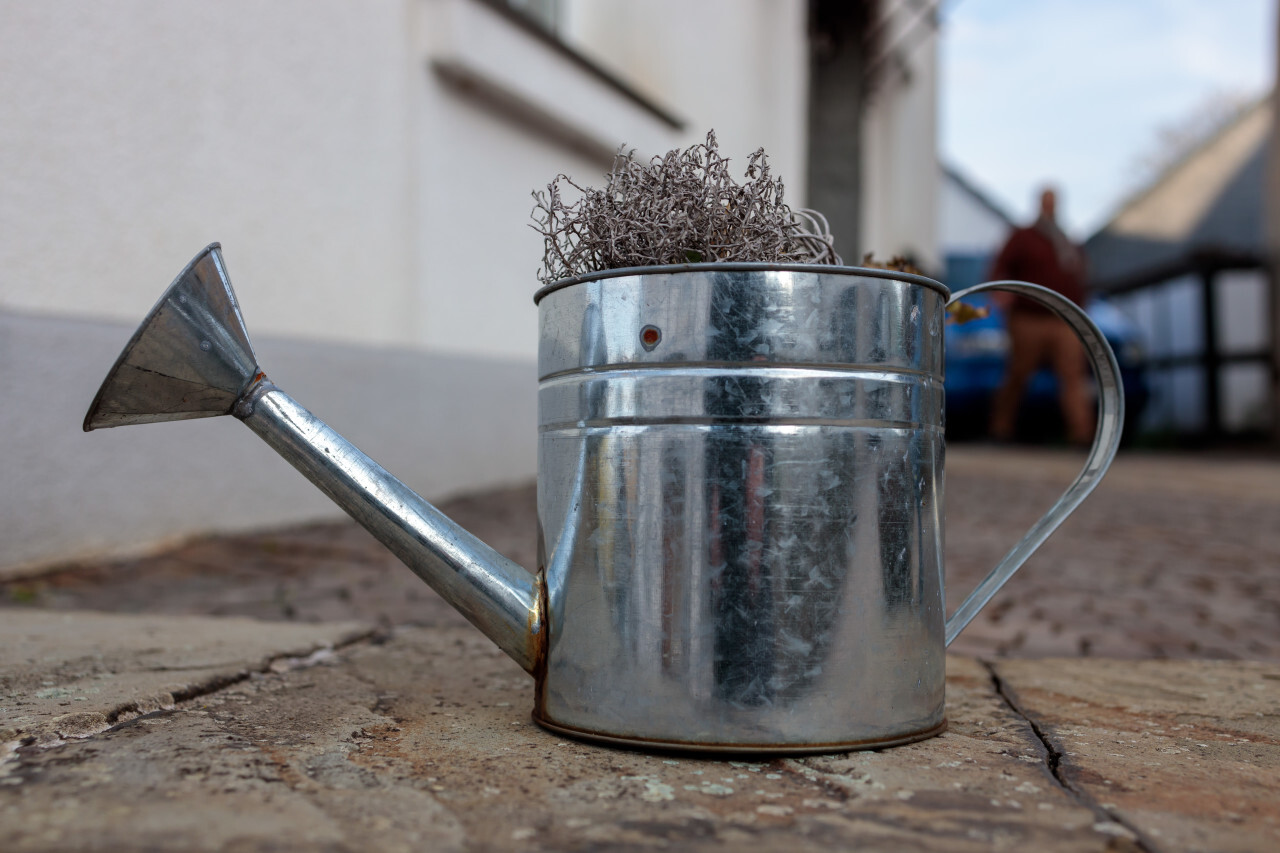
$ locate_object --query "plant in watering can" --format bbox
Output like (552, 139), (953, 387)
(84, 133), (1123, 753)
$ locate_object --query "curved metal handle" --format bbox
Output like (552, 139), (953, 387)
(943, 280), (1125, 646)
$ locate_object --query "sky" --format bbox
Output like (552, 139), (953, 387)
(940, 0), (1275, 238)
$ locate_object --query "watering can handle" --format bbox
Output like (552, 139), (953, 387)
(942, 280), (1125, 646)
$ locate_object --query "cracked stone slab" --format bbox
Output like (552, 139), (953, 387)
(4, 622), (1154, 852)
(0, 609), (371, 749)
(994, 658), (1280, 852)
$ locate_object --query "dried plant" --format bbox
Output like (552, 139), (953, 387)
(859, 253), (923, 275)
(531, 131), (842, 284)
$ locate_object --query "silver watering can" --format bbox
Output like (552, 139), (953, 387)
(85, 244), (1122, 754)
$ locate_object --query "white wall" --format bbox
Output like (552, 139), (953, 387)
(560, 0), (809, 199)
(0, 308), (536, 575)
(0, 0), (636, 360)
(0, 0), (832, 571)
(860, 5), (941, 272)
(0, 0), (418, 348)
(417, 0), (683, 358)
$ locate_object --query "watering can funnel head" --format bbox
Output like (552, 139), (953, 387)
(83, 245), (544, 674)
(84, 243), (260, 431)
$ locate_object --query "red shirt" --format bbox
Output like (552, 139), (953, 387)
(989, 225), (1086, 315)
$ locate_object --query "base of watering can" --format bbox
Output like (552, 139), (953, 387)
(530, 713), (948, 756)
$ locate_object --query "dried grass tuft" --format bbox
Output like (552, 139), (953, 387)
(531, 131), (842, 284)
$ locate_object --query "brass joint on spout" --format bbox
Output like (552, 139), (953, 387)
(232, 373), (276, 420)
(525, 571), (549, 676)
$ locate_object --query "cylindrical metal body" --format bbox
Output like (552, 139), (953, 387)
(535, 266), (949, 751)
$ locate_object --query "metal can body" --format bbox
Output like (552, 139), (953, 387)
(535, 266), (950, 751)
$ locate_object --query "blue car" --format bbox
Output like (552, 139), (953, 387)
(943, 291), (1149, 442)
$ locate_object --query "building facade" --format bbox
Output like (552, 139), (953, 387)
(1, 0), (938, 571)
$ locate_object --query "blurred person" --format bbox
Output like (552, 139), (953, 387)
(987, 187), (1093, 444)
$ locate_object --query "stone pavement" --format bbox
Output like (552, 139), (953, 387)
(2, 446), (1279, 851)
(6, 447), (1277, 662)
(944, 448), (1280, 661)
(3, 614), (1277, 852)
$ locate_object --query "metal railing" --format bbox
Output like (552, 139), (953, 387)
(1103, 248), (1274, 441)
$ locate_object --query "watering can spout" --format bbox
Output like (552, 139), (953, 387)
(84, 244), (545, 673)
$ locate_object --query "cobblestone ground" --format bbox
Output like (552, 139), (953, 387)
(5, 448), (1278, 661)
(943, 448), (1280, 661)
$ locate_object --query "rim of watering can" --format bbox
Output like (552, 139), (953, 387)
(532, 262), (950, 305)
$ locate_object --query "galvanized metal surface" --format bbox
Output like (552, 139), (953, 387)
(82, 245), (544, 674)
(82, 248), (1122, 754)
(83, 244), (259, 430)
(532, 261), (950, 305)
(534, 268), (1121, 750)
(536, 269), (947, 750)
(235, 381), (544, 673)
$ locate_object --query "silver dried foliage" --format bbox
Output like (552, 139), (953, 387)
(532, 131), (842, 284)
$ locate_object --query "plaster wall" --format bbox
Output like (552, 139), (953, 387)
(1, 0), (820, 570)
(560, 0), (810, 200)
(1, 308), (536, 575)
(860, 6), (941, 272)
(0, 0), (418, 349)
(0, 0), (635, 359)
(415, 0), (683, 359)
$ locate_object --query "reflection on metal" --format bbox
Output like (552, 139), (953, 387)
(536, 266), (952, 751)
(83, 243), (259, 429)
(84, 250), (1121, 754)
(236, 382), (543, 671)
